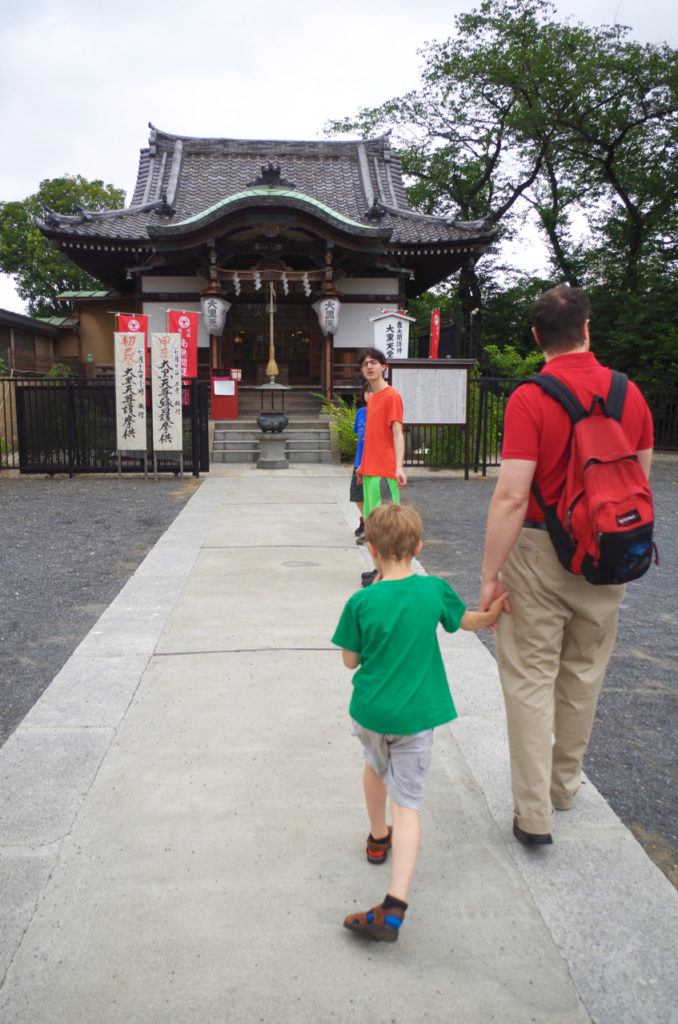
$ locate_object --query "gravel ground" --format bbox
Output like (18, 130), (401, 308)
(1, 458), (675, 887)
(406, 452), (677, 888)
(0, 474), (200, 744)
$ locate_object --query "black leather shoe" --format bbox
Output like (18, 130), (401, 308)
(361, 569), (379, 587)
(513, 818), (553, 846)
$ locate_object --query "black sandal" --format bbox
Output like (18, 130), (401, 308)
(366, 826), (392, 864)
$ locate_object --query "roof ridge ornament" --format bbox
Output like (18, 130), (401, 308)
(155, 193), (175, 218)
(365, 201), (387, 222)
(247, 162), (296, 189)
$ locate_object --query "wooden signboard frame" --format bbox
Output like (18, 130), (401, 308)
(387, 359), (476, 479)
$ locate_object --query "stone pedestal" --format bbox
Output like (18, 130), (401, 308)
(257, 434), (288, 470)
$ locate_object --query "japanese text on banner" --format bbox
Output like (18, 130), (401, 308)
(117, 315), (149, 375)
(167, 310), (198, 379)
(113, 332), (147, 451)
(151, 333), (183, 451)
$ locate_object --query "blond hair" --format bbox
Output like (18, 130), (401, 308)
(364, 503), (422, 560)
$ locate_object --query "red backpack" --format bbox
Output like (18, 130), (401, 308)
(524, 371), (656, 585)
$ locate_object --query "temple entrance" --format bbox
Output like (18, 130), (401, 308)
(217, 301), (322, 386)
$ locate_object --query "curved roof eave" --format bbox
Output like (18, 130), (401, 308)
(147, 188), (393, 242)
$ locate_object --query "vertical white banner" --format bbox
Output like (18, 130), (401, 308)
(114, 332), (147, 451)
(151, 332), (183, 451)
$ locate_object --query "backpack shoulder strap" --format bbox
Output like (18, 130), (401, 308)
(604, 370), (628, 422)
(521, 374), (587, 423)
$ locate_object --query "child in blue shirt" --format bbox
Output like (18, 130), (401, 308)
(350, 382), (369, 542)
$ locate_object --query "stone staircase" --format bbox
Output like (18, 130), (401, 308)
(237, 387), (324, 418)
(211, 417), (338, 465)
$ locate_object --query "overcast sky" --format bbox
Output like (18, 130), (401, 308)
(1, 0), (675, 314)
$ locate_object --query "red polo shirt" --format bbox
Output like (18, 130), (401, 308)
(502, 352), (654, 521)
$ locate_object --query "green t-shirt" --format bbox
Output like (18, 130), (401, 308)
(331, 574), (465, 735)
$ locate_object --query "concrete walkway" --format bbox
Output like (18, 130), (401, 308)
(1, 465), (676, 1023)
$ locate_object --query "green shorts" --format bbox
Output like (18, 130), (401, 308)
(362, 475), (400, 518)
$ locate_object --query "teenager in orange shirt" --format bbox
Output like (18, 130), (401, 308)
(357, 348), (407, 586)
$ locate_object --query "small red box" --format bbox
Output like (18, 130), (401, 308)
(211, 374), (238, 420)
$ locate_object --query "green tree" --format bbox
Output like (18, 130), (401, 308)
(587, 275), (678, 387)
(0, 175), (125, 317)
(327, 0), (678, 308)
(406, 288), (463, 355)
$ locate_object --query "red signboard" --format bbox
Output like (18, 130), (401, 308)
(167, 310), (198, 379)
(117, 314), (149, 375)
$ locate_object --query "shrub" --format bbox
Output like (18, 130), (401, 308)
(483, 344), (544, 378)
(44, 363), (73, 379)
(313, 392), (360, 461)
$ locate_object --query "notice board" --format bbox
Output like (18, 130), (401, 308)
(388, 360), (474, 425)
(387, 359), (476, 478)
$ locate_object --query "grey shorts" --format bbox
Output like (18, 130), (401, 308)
(352, 721), (434, 811)
(349, 467), (363, 503)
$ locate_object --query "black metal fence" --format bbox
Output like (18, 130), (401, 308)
(647, 385), (678, 451)
(471, 377), (516, 473)
(403, 424), (469, 470)
(471, 378), (678, 474)
(2, 374), (675, 475)
(1, 377), (209, 476)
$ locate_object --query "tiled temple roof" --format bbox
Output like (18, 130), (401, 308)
(38, 124), (496, 250)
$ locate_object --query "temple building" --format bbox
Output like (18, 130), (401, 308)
(39, 124), (496, 393)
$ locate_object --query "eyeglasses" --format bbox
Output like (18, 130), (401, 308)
(361, 360), (381, 368)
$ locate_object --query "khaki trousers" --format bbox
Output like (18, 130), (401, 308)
(496, 527), (623, 835)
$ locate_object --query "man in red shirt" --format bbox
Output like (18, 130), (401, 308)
(357, 348), (407, 586)
(480, 286), (653, 845)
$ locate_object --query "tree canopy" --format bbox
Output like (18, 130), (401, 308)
(0, 175), (125, 317)
(328, 0), (678, 384)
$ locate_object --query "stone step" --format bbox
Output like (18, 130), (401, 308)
(210, 418), (337, 464)
(212, 451), (258, 463)
(213, 428), (329, 439)
(285, 436), (332, 442)
(212, 417), (329, 430)
(212, 443), (259, 453)
(287, 450), (336, 464)
(236, 391), (324, 417)
(212, 433), (259, 444)
(285, 441), (333, 451)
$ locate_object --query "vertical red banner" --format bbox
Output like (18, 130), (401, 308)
(167, 310), (198, 379)
(117, 314), (149, 375)
(430, 308), (441, 359)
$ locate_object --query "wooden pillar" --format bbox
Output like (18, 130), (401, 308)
(325, 335), (331, 398)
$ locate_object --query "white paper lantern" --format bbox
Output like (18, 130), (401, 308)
(200, 291), (231, 335)
(313, 296), (341, 336)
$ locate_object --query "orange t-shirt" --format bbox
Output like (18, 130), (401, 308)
(359, 385), (403, 478)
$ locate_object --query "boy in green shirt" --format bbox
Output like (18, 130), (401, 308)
(332, 503), (506, 943)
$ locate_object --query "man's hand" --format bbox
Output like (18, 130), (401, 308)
(479, 457), (535, 629)
(396, 468), (407, 488)
(479, 578), (511, 628)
